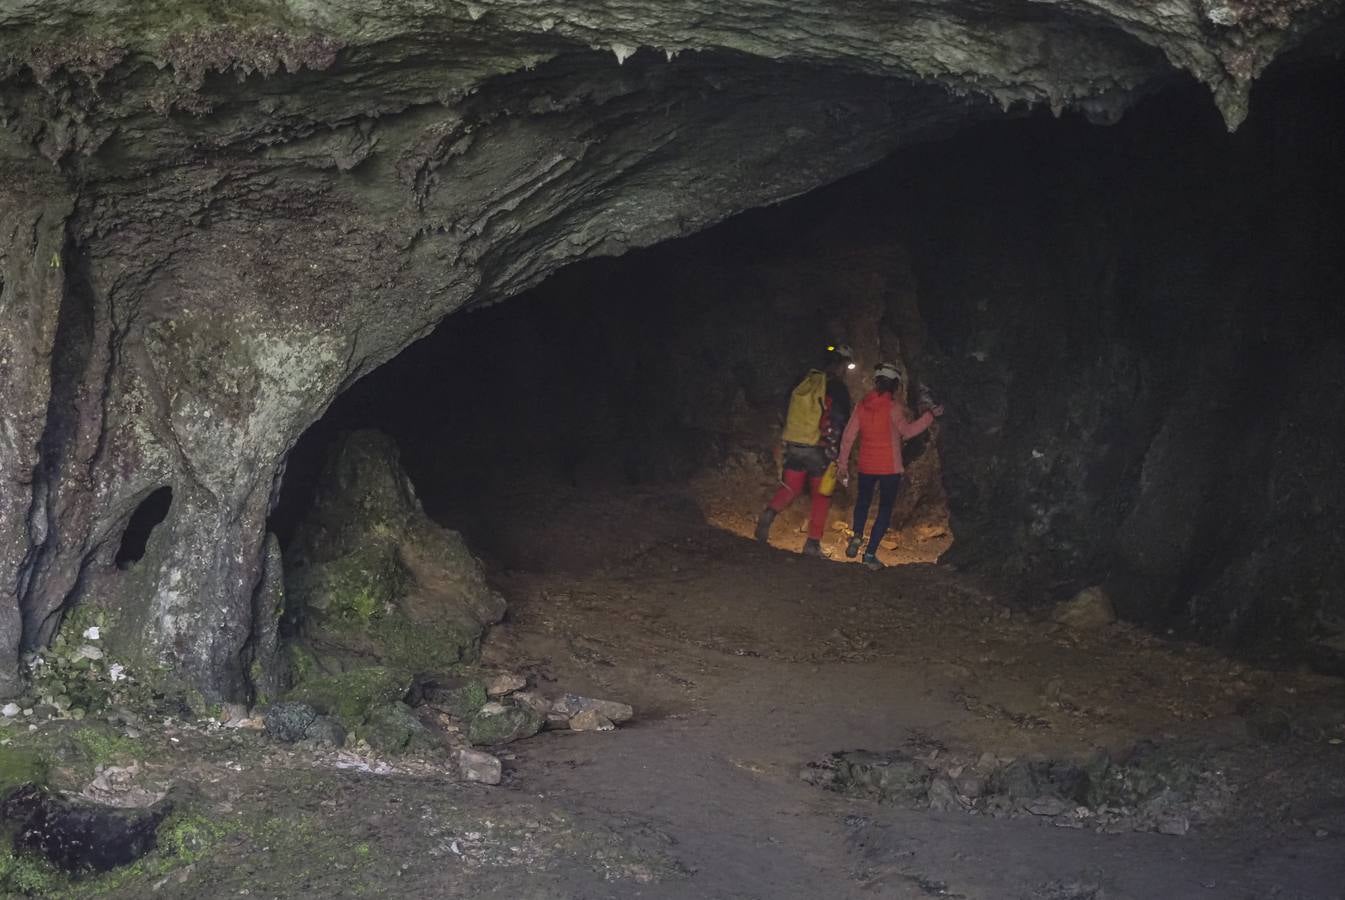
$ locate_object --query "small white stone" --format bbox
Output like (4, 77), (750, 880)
(83, 626), (101, 641)
(485, 672), (526, 698)
(569, 709), (616, 732)
(108, 663), (126, 682)
(457, 748), (502, 785)
(1, 703), (19, 717)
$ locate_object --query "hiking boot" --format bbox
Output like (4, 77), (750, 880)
(845, 536), (863, 558)
(754, 508), (777, 543)
(862, 552), (884, 571)
(802, 539), (828, 558)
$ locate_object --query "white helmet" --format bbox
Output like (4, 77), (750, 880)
(874, 361), (901, 381)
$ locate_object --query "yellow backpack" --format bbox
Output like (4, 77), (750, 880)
(781, 370), (828, 445)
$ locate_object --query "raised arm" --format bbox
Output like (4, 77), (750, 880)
(894, 404), (935, 440)
(837, 409), (861, 476)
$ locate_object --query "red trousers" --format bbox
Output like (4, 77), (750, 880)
(768, 468), (831, 541)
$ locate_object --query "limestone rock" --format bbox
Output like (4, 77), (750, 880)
(264, 701), (320, 743)
(511, 691), (553, 718)
(304, 716), (347, 748)
(569, 709), (616, 732)
(288, 667), (411, 731)
(828, 750), (933, 805)
(926, 776), (964, 812)
(467, 700), (545, 747)
(1052, 587), (1117, 631)
(414, 673), (489, 720)
(284, 433), (508, 677)
(360, 702), (438, 755)
(548, 694), (634, 729)
(457, 748), (502, 786)
(486, 672), (527, 698)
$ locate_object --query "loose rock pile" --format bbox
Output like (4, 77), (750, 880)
(804, 740), (1232, 836)
(262, 670), (634, 785)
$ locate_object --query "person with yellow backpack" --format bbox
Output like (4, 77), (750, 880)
(754, 344), (855, 556)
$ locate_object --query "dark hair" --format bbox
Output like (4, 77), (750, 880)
(875, 376), (898, 394)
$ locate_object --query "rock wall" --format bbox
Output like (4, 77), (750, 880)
(887, 70), (1345, 661)
(0, 1), (1341, 698)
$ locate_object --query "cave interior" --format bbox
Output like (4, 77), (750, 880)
(1, 3), (1344, 896)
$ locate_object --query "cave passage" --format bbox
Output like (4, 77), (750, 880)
(273, 196), (957, 574)
(279, 58), (1345, 669)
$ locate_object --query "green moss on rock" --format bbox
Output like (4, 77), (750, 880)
(0, 845), (64, 897)
(0, 747), (49, 797)
(288, 667), (409, 730)
(358, 702), (438, 755)
(423, 675), (489, 720)
(466, 701), (544, 747)
(301, 543), (407, 621)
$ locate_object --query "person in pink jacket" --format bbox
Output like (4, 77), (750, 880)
(836, 362), (943, 570)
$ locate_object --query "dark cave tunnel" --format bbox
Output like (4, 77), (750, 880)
(273, 59), (1345, 673)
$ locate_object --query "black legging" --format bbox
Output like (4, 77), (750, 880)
(852, 474), (903, 555)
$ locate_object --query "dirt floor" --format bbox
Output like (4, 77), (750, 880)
(5, 476), (1345, 899)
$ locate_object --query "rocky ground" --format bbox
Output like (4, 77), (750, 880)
(4, 475), (1345, 898)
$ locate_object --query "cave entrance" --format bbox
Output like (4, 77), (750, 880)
(274, 56), (1345, 667)
(272, 199), (955, 574)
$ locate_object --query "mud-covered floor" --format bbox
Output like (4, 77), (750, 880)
(8, 477), (1345, 899)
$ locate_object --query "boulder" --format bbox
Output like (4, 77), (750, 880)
(264, 701), (320, 743)
(304, 716), (347, 748)
(360, 702), (438, 755)
(413, 673), (489, 720)
(467, 701), (545, 747)
(486, 672), (527, 698)
(457, 748), (502, 786)
(284, 432), (507, 676)
(1052, 586), (1116, 631)
(288, 667), (410, 731)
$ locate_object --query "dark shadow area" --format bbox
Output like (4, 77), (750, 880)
(274, 59), (1345, 667)
(114, 486), (173, 570)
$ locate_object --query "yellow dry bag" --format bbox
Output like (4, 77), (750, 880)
(781, 370), (828, 445)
